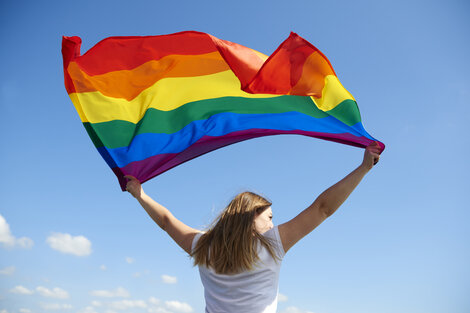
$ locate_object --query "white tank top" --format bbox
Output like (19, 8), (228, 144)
(191, 226), (285, 313)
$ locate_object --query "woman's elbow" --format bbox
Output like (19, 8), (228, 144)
(319, 205), (334, 218)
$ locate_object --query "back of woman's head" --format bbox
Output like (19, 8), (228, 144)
(192, 191), (278, 274)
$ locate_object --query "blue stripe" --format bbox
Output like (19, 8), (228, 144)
(97, 111), (373, 168)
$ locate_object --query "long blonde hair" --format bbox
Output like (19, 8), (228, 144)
(192, 191), (279, 274)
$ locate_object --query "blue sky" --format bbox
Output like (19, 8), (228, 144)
(1, 0), (469, 313)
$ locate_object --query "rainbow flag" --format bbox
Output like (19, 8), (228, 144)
(62, 31), (384, 190)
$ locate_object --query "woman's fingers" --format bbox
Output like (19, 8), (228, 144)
(124, 175), (136, 181)
(372, 152), (380, 165)
(362, 143), (381, 168)
(365, 143), (382, 158)
(124, 175), (141, 187)
(124, 176), (136, 192)
(123, 175), (142, 197)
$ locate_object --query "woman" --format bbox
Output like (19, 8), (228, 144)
(125, 142), (381, 313)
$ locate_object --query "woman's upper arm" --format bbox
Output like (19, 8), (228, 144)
(278, 201), (329, 253)
(164, 215), (200, 254)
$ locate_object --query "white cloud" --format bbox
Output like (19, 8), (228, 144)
(279, 306), (316, 313)
(77, 306), (98, 313)
(10, 285), (34, 295)
(91, 300), (102, 307)
(0, 310), (8, 313)
(148, 297), (161, 305)
(161, 274), (177, 284)
(147, 297), (173, 313)
(36, 286), (69, 299)
(40, 303), (73, 310)
(100, 265), (107, 271)
(90, 287), (130, 298)
(46, 232), (92, 256)
(109, 299), (147, 310)
(19, 309), (32, 313)
(165, 301), (193, 313)
(148, 308), (172, 313)
(278, 292), (288, 302)
(0, 266), (15, 275)
(0, 215), (34, 249)
(125, 257), (135, 264)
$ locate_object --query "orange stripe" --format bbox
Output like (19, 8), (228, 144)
(289, 51), (335, 96)
(67, 51), (230, 101)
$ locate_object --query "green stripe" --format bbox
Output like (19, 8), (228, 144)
(83, 96), (361, 149)
(325, 99), (361, 126)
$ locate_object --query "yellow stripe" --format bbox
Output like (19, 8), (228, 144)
(70, 70), (280, 124)
(69, 93), (88, 122)
(311, 75), (356, 111)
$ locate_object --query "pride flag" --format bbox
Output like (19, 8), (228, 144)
(62, 31), (384, 190)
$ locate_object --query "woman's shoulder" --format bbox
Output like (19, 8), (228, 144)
(262, 225), (279, 239)
(191, 231), (205, 253)
(262, 226), (285, 258)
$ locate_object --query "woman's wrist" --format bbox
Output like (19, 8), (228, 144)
(135, 189), (147, 201)
(358, 162), (372, 173)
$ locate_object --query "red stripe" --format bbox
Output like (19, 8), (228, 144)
(62, 36), (82, 93)
(68, 31), (218, 75)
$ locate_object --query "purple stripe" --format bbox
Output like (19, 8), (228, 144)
(113, 129), (383, 191)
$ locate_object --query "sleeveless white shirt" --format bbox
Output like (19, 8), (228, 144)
(191, 226), (285, 313)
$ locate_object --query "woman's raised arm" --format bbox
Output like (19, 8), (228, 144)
(278, 142), (381, 253)
(125, 175), (200, 254)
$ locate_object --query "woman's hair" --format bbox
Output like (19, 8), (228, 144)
(192, 191), (279, 274)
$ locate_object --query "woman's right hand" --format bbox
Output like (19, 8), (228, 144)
(361, 142), (381, 170)
(124, 175), (144, 199)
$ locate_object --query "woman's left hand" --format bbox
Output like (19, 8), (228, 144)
(124, 175), (144, 199)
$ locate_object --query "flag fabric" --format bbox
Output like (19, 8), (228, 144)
(62, 31), (384, 191)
